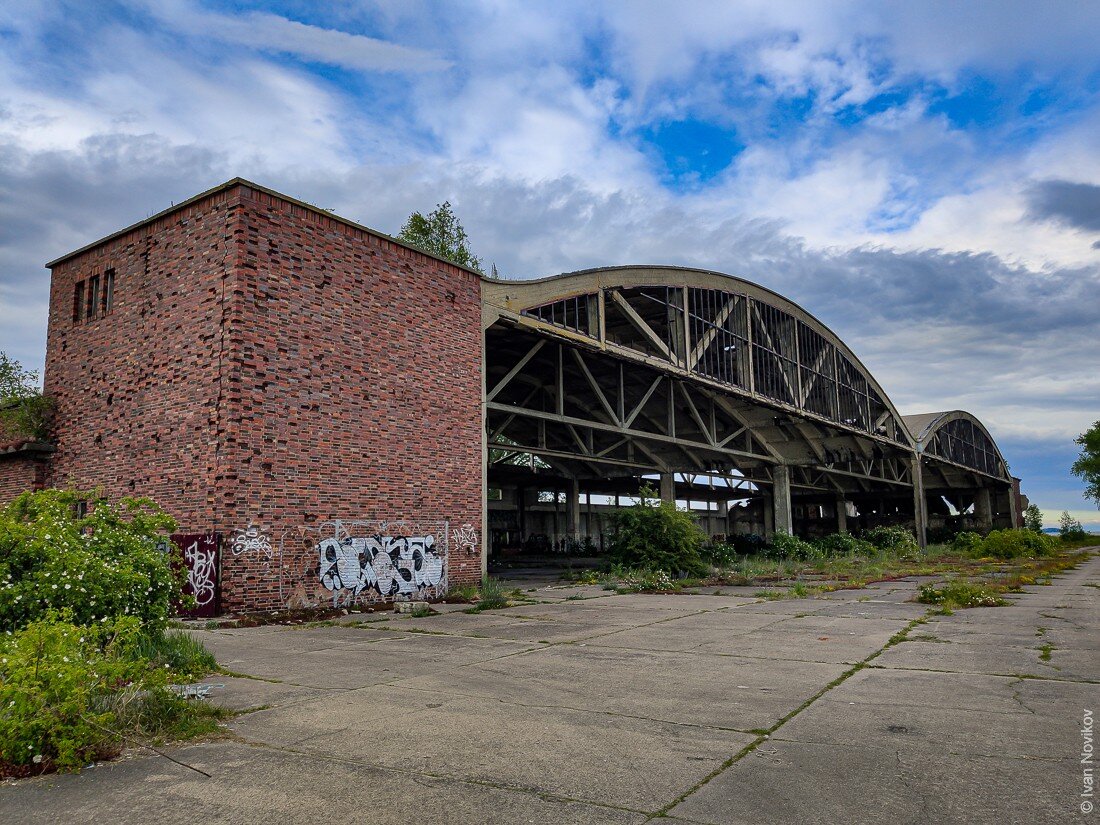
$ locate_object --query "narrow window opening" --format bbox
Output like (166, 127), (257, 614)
(87, 274), (100, 321)
(73, 280), (85, 323)
(102, 268), (115, 314)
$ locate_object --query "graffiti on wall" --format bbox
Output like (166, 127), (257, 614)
(167, 533), (220, 618)
(231, 524), (273, 563)
(451, 523), (478, 554)
(309, 520), (449, 607)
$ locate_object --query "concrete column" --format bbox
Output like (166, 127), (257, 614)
(836, 498), (848, 533)
(566, 477), (581, 538)
(660, 473), (676, 504)
(773, 465), (793, 536)
(974, 487), (993, 532)
(911, 455), (928, 549)
(1007, 482), (1020, 529)
(762, 496), (774, 539)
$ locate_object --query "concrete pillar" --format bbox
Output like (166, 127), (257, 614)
(660, 473), (676, 504)
(974, 487), (993, 532)
(773, 465), (793, 536)
(566, 477), (581, 538)
(1007, 482), (1020, 529)
(762, 496), (774, 539)
(911, 455), (928, 549)
(836, 498), (848, 533)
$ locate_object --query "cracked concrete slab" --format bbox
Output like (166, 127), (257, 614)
(1, 742), (648, 825)
(230, 686), (755, 811)
(3, 551), (1096, 824)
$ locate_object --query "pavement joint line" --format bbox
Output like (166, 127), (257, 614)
(646, 614), (929, 820)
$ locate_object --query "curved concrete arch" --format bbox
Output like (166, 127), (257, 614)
(904, 410), (1012, 482)
(483, 264), (914, 448)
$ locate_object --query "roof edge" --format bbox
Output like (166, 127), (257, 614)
(45, 178), (484, 277)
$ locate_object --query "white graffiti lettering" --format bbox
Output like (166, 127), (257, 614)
(318, 534), (446, 606)
(184, 539), (217, 607)
(231, 525), (273, 561)
(451, 523), (478, 554)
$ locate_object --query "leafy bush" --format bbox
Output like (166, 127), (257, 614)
(1, 614), (151, 771)
(762, 532), (816, 560)
(979, 529), (1055, 559)
(813, 532), (874, 557)
(701, 542), (739, 567)
(0, 489), (181, 632)
(951, 531), (984, 554)
(861, 526), (919, 554)
(917, 581), (1007, 608)
(608, 485), (708, 576)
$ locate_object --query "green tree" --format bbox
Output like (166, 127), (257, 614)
(1071, 420), (1100, 508)
(1058, 510), (1086, 541)
(0, 352), (52, 440)
(1023, 503), (1044, 533)
(397, 201), (483, 273)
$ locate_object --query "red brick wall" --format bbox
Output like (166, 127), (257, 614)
(219, 186), (483, 610)
(42, 182), (485, 611)
(43, 187), (242, 531)
(0, 453), (47, 501)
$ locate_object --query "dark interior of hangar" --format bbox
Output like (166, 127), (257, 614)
(482, 268), (1020, 558)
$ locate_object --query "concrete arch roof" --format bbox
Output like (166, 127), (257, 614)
(903, 410), (1012, 481)
(483, 264), (915, 448)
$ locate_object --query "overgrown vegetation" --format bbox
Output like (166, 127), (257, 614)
(0, 489), (185, 631)
(0, 352), (52, 441)
(0, 613), (226, 775)
(607, 484), (708, 576)
(459, 577), (528, 613)
(917, 580), (1007, 609)
(1071, 419), (1100, 508)
(0, 489), (221, 778)
(396, 201), (484, 273)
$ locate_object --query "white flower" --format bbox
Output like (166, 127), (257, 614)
(32, 755), (43, 764)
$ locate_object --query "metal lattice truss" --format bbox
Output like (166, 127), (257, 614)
(481, 268), (1012, 497)
(485, 326), (916, 496)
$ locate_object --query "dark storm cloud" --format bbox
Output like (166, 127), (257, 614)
(0, 135), (230, 372)
(1025, 179), (1100, 232)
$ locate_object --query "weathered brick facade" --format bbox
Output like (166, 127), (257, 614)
(38, 180), (484, 612)
(0, 442), (51, 501)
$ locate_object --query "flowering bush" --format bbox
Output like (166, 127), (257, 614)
(0, 613), (153, 771)
(0, 489), (181, 632)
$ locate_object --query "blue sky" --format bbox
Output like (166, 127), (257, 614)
(1, 1), (1098, 527)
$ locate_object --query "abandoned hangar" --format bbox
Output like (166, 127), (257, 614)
(0, 179), (1024, 614)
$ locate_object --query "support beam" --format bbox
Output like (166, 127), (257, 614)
(567, 477), (581, 539)
(773, 464), (793, 536)
(608, 289), (675, 362)
(911, 455), (928, 549)
(974, 487), (993, 532)
(660, 472), (676, 504)
(836, 497), (848, 533)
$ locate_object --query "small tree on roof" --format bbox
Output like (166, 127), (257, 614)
(397, 201), (483, 273)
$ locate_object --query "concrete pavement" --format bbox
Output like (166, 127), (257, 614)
(3, 554), (1097, 824)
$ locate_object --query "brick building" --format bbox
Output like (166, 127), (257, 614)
(5, 179), (484, 612)
(2, 178), (1025, 614)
